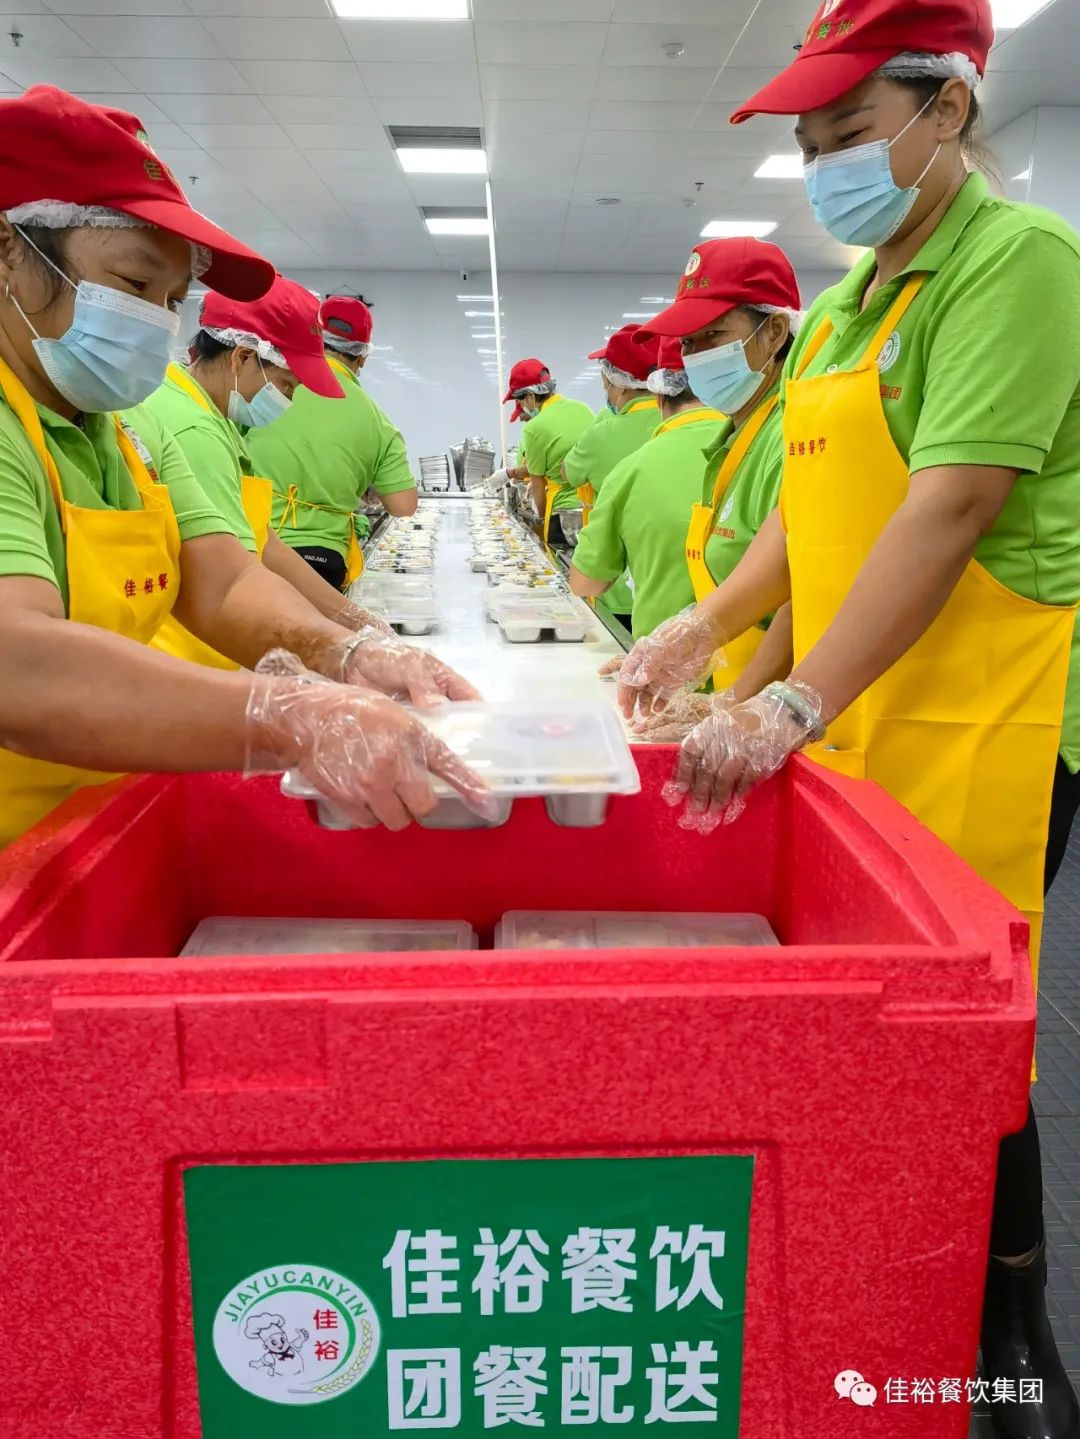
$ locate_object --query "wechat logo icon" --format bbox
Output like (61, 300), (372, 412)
(835, 1369), (878, 1407)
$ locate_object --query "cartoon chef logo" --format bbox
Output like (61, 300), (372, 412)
(213, 1263), (381, 1406)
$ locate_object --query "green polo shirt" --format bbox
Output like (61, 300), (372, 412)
(572, 404), (727, 639)
(704, 383), (784, 589)
(249, 361), (416, 561)
(520, 394), (594, 513)
(563, 394), (660, 497)
(786, 172), (1080, 770)
(132, 367), (257, 552)
(0, 396), (228, 614)
(564, 394), (659, 617)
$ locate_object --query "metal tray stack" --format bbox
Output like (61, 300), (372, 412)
(418, 453), (453, 493)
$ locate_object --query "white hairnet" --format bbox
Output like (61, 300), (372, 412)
(877, 51), (981, 87)
(324, 333), (371, 359)
(648, 366), (692, 398)
(599, 358), (651, 392)
(5, 201), (212, 278)
(515, 379), (556, 398)
(201, 324), (287, 370)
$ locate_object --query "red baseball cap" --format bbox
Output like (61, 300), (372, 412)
(588, 324), (661, 380)
(504, 358), (551, 403)
(201, 275), (344, 399)
(657, 336), (685, 370)
(0, 86), (274, 301)
(636, 239), (801, 340)
(731, 0), (993, 124)
(510, 403), (524, 423)
(320, 295), (373, 347)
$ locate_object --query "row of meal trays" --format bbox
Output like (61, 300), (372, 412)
(361, 503), (442, 578)
(280, 700), (639, 830)
(181, 909), (779, 956)
(352, 503), (444, 633)
(469, 502), (589, 643)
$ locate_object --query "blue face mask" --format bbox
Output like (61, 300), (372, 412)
(802, 95), (940, 248)
(228, 360), (292, 428)
(11, 230), (179, 414)
(681, 318), (769, 416)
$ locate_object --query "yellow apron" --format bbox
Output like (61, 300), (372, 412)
(152, 364), (274, 671)
(276, 482), (364, 588)
(0, 357), (181, 848)
(684, 398), (776, 688)
(783, 274), (1075, 983)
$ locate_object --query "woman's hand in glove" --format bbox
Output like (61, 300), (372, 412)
(601, 607), (725, 722)
(335, 599), (395, 637)
(664, 682), (824, 834)
(247, 651), (496, 831)
(630, 689), (732, 744)
(329, 632), (482, 707)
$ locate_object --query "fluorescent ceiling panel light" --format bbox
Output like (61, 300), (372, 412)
(621, 312), (656, 320)
(425, 217), (491, 236)
(754, 154), (804, 179)
(332, 0), (468, 16)
(465, 310), (495, 318)
(639, 296), (666, 303)
(1013, 166), (1032, 181)
(700, 219), (777, 238)
(399, 148), (487, 175)
(992, 0), (1057, 28)
(458, 294), (493, 301)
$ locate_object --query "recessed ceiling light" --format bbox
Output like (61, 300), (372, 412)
(639, 296), (674, 304)
(425, 217), (491, 236)
(595, 197), (621, 206)
(465, 310), (495, 318)
(1013, 166), (1032, 181)
(399, 147), (487, 175)
(992, 0), (1057, 28)
(331, 0), (468, 15)
(458, 294), (494, 301)
(700, 220), (777, 239)
(621, 312), (655, 320)
(754, 154), (804, 179)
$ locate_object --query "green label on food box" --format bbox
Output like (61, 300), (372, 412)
(185, 1156), (754, 1436)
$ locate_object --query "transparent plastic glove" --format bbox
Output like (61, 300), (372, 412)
(485, 467), (510, 492)
(327, 632), (482, 708)
(335, 599), (394, 638)
(605, 607), (725, 721)
(664, 682), (824, 834)
(631, 688), (734, 745)
(246, 651), (497, 832)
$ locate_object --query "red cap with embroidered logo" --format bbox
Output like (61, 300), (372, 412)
(588, 324), (661, 379)
(201, 274), (344, 398)
(731, 0), (993, 124)
(636, 238), (801, 341)
(0, 86), (275, 301)
(503, 358), (551, 403)
(510, 403), (524, 423)
(320, 295), (373, 346)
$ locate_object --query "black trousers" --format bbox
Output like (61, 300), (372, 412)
(295, 545), (348, 593)
(990, 757), (1080, 1255)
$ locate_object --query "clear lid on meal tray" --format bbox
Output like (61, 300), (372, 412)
(495, 910), (779, 950)
(181, 915), (477, 956)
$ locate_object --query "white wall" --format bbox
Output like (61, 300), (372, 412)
(991, 106), (1080, 228)
(287, 268), (846, 470)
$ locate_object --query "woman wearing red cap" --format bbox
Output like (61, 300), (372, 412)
(251, 294), (419, 595)
(614, 2), (1080, 1429)
(135, 276), (394, 670)
(0, 87), (490, 843)
(607, 237), (801, 691)
(497, 359), (593, 548)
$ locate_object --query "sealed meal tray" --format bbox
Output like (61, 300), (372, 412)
(494, 595), (588, 644)
(181, 915), (477, 956)
(495, 910), (779, 950)
(280, 701), (641, 831)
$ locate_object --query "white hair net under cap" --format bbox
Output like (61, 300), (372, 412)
(599, 358), (651, 391)
(201, 324), (287, 370)
(5, 201), (212, 278)
(648, 366), (692, 398)
(515, 379), (556, 398)
(323, 333), (371, 359)
(877, 51), (981, 87)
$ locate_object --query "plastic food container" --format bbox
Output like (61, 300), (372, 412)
(280, 701), (641, 831)
(494, 596), (589, 643)
(495, 910), (779, 950)
(364, 591), (440, 636)
(181, 915), (477, 955)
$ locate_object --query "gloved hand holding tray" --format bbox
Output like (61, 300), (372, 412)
(281, 700), (640, 830)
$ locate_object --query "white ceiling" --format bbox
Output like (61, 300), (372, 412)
(0, 0), (1074, 276)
